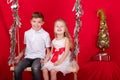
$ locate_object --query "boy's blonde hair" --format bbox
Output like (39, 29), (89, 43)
(54, 18), (73, 49)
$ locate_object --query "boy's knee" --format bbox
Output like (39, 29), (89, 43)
(14, 66), (21, 73)
(31, 66), (40, 71)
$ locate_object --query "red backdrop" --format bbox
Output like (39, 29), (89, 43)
(0, 0), (120, 80)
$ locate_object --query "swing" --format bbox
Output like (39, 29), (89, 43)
(10, 66), (31, 71)
(8, 0), (83, 80)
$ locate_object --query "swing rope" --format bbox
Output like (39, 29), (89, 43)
(72, 0), (83, 80)
(8, 0), (21, 66)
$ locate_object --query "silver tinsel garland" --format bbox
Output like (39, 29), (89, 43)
(72, 0), (83, 55)
(72, 0), (83, 80)
(8, 0), (21, 65)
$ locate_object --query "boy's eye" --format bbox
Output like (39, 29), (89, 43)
(33, 21), (36, 23)
(38, 21), (41, 23)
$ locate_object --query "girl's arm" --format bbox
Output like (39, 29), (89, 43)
(54, 38), (70, 66)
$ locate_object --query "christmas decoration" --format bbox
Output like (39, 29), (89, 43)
(72, 0), (83, 80)
(72, 0), (83, 55)
(8, 0), (21, 65)
(97, 9), (110, 53)
(92, 9), (110, 61)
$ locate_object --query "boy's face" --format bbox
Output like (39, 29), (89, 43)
(31, 18), (44, 31)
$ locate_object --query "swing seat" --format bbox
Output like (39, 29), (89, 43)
(69, 60), (79, 73)
(10, 66), (32, 80)
(10, 66), (32, 71)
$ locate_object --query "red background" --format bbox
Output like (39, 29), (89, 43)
(0, 0), (120, 80)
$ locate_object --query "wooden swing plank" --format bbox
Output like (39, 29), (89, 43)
(10, 66), (31, 71)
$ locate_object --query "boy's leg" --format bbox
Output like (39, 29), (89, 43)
(42, 68), (49, 80)
(14, 58), (31, 80)
(50, 70), (57, 80)
(31, 58), (41, 80)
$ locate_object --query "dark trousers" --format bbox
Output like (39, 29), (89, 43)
(14, 58), (41, 80)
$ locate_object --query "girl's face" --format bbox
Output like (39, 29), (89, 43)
(54, 21), (65, 35)
(31, 18), (44, 31)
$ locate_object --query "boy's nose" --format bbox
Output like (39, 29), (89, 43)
(35, 23), (39, 26)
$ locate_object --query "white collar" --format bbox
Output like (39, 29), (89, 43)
(31, 28), (43, 33)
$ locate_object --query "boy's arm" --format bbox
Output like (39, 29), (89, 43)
(15, 47), (26, 63)
(44, 47), (51, 63)
(18, 48), (25, 58)
(43, 34), (51, 62)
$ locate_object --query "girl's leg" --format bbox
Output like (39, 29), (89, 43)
(42, 68), (49, 80)
(50, 70), (57, 80)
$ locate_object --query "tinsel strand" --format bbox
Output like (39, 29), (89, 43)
(72, 0), (83, 80)
(8, 0), (21, 65)
(72, 0), (83, 55)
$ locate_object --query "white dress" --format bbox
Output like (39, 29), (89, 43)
(42, 38), (72, 75)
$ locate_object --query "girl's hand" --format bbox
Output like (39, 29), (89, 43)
(43, 59), (48, 63)
(54, 61), (60, 66)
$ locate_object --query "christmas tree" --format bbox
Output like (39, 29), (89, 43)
(97, 9), (110, 53)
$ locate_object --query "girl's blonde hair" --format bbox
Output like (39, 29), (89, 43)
(54, 18), (73, 49)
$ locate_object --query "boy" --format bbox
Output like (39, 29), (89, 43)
(14, 12), (51, 80)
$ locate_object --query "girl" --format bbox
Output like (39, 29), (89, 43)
(42, 18), (78, 80)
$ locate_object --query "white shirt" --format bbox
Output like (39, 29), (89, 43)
(24, 28), (51, 59)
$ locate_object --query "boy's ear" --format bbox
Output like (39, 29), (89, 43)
(42, 21), (44, 25)
(30, 20), (32, 24)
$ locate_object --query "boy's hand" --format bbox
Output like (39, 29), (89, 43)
(40, 59), (44, 63)
(14, 56), (21, 63)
